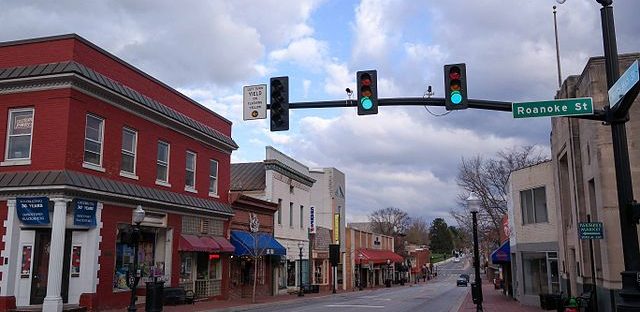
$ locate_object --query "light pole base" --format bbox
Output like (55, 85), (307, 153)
(617, 271), (640, 311)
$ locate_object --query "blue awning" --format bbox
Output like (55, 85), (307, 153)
(491, 240), (511, 263)
(230, 230), (286, 256)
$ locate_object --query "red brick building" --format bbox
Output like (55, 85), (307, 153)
(0, 34), (237, 311)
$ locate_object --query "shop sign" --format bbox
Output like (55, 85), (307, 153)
(309, 206), (316, 234)
(73, 199), (97, 227)
(333, 213), (340, 243)
(16, 197), (49, 225)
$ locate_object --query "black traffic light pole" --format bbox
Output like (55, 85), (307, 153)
(268, 97), (514, 112)
(596, 1), (640, 311)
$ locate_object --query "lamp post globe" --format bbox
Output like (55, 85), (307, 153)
(133, 205), (145, 224)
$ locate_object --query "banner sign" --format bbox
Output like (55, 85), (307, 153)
(309, 206), (316, 234)
(578, 222), (604, 240)
(16, 197), (50, 225)
(74, 199), (97, 227)
(333, 213), (340, 243)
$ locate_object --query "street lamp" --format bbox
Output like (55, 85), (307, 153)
(386, 259), (391, 287)
(467, 193), (483, 312)
(358, 253), (364, 290)
(298, 241), (304, 297)
(127, 205), (145, 312)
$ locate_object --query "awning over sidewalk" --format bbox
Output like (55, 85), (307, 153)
(491, 240), (511, 264)
(355, 248), (403, 265)
(230, 230), (286, 256)
(179, 234), (220, 253)
(212, 236), (236, 253)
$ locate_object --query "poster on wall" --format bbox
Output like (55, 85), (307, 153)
(21, 245), (32, 278)
(16, 197), (50, 225)
(71, 246), (81, 277)
(73, 199), (97, 227)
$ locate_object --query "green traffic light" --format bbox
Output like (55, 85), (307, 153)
(451, 91), (462, 104)
(361, 97), (373, 110)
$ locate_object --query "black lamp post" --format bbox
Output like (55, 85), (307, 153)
(467, 193), (483, 312)
(298, 241), (304, 297)
(127, 205), (145, 312)
(386, 259), (391, 287)
(358, 253), (364, 290)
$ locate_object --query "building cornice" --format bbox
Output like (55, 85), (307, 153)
(265, 159), (315, 187)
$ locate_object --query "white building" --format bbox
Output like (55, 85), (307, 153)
(309, 167), (346, 290)
(231, 146), (314, 294)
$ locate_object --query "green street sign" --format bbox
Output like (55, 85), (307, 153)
(578, 222), (604, 240)
(512, 97), (593, 119)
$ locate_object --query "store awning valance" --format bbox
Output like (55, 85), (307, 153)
(491, 240), (511, 264)
(179, 234), (220, 253)
(212, 236), (235, 253)
(355, 248), (404, 265)
(230, 230), (286, 256)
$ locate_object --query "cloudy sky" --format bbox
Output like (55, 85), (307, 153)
(2, 0), (640, 224)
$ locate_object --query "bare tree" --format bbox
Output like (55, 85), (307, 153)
(452, 145), (549, 247)
(248, 213), (268, 303)
(369, 207), (410, 255)
(405, 217), (430, 245)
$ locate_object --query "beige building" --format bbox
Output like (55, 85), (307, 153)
(344, 225), (401, 289)
(551, 53), (640, 311)
(507, 161), (559, 307)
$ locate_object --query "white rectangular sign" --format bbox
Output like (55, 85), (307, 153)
(243, 84), (267, 120)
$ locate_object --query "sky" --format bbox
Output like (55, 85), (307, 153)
(2, 0), (640, 225)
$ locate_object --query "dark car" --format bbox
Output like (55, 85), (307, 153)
(457, 274), (470, 287)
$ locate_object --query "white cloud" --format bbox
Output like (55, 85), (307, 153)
(269, 37), (329, 70)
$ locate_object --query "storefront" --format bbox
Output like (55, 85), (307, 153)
(229, 230), (285, 298)
(354, 248), (403, 287)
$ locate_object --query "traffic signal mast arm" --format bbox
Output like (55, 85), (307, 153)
(267, 97), (607, 119)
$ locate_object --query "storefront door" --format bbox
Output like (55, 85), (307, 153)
(29, 229), (72, 305)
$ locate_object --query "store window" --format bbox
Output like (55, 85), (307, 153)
(314, 260), (328, 284)
(113, 224), (167, 291)
(522, 252), (552, 295)
(287, 260), (296, 286)
(5, 108), (34, 161)
(84, 114), (104, 167)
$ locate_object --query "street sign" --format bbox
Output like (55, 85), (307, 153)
(578, 222), (604, 240)
(512, 97), (593, 119)
(243, 84), (267, 120)
(608, 59), (639, 110)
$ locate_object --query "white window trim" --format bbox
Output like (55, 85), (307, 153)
(5, 108), (35, 162)
(208, 159), (219, 197)
(120, 127), (138, 175)
(156, 141), (170, 184)
(185, 150), (197, 191)
(83, 114), (105, 168)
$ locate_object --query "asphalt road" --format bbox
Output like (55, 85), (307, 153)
(226, 257), (472, 312)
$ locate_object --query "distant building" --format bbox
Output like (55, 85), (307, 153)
(231, 146), (315, 295)
(344, 225), (402, 289)
(507, 160), (559, 307)
(552, 53), (640, 311)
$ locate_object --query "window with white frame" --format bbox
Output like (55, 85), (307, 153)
(84, 114), (104, 166)
(120, 128), (137, 175)
(156, 141), (170, 183)
(521, 186), (548, 224)
(5, 108), (34, 160)
(185, 151), (196, 190)
(209, 159), (218, 196)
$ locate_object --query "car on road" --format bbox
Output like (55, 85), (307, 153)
(456, 276), (468, 287)
(453, 257), (460, 263)
(459, 274), (470, 282)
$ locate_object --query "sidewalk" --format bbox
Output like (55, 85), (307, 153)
(457, 280), (542, 312)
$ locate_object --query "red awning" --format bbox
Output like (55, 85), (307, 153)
(179, 234), (220, 253)
(212, 236), (235, 253)
(355, 248), (404, 265)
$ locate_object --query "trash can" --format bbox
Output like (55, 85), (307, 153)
(146, 281), (164, 312)
(385, 279), (391, 287)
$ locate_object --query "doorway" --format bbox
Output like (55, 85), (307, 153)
(29, 229), (72, 305)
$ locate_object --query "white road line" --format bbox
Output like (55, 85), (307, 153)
(324, 304), (385, 308)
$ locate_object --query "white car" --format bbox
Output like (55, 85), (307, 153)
(454, 257), (461, 263)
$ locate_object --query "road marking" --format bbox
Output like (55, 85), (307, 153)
(325, 304), (385, 309)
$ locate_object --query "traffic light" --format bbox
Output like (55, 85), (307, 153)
(444, 63), (468, 110)
(357, 70), (378, 115)
(270, 76), (289, 131)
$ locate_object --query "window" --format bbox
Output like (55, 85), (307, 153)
(120, 128), (137, 175)
(185, 151), (196, 190)
(84, 115), (104, 167)
(520, 186), (548, 224)
(277, 199), (282, 225)
(300, 205), (304, 229)
(156, 141), (170, 183)
(522, 252), (559, 295)
(5, 108), (34, 161)
(208, 159), (218, 196)
(289, 202), (293, 227)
